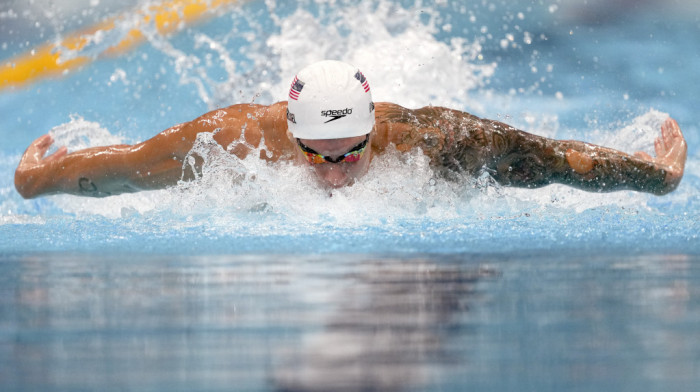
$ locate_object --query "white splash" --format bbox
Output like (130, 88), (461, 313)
(589, 109), (669, 155)
(48, 115), (125, 153)
(11, 0), (682, 228)
(265, 2), (496, 111)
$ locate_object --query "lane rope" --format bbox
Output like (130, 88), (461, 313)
(0, 0), (239, 90)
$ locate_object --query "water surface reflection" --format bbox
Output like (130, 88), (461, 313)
(274, 260), (498, 391)
(0, 253), (496, 392)
(5, 253), (696, 391)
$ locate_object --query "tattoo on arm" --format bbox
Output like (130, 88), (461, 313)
(483, 121), (568, 188)
(479, 118), (668, 193)
(381, 105), (669, 194)
(481, 121), (668, 193)
(379, 106), (491, 175)
(78, 177), (111, 197)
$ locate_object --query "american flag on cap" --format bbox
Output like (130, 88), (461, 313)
(289, 76), (305, 100)
(354, 71), (370, 93)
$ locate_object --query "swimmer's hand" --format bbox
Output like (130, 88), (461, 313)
(15, 134), (68, 198)
(633, 118), (687, 194)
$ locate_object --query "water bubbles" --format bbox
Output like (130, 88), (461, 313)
(548, 4), (559, 13)
(500, 33), (515, 49)
(0, 9), (18, 19)
(108, 68), (128, 86)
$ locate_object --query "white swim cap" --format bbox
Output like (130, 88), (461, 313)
(287, 60), (375, 140)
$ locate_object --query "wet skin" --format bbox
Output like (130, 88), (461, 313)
(14, 102), (687, 198)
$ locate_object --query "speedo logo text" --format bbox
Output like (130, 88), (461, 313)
(321, 108), (352, 123)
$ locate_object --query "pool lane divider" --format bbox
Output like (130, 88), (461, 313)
(0, 0), (240, 91)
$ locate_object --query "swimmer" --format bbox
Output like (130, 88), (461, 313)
(15, 60), (687, 198)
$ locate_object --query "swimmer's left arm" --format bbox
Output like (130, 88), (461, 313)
(475, 116), (687, 195)
(379, 105), (687, 195)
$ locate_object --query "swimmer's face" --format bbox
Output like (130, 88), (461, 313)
(295, 133), (372, 188)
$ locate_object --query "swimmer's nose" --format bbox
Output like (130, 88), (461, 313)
(314, 164), (352, 188)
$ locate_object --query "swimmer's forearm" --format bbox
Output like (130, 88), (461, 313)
(558, 142), (672, 194)
(16, 145), (184, 198)
(484, 123), (670, 195)
(16, 146), (132, 198)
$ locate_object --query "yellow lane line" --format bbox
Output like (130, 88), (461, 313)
(0, 0), (239, 90)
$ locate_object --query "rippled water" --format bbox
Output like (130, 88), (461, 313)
(2, 252), (699, 391)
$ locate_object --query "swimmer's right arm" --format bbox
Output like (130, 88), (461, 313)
(14, 103), (285, 199)
(14, 124), (201, 198)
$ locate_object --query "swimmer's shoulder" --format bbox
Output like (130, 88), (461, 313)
(373, 103), (486, 169)
(258, 101), (296, 159)
(373, 102), (445, 154)
(203, 102), (286, 138)
(373, 102), (415, 151)
(180, 102), (292, 161)
(231, 101), (294, 160)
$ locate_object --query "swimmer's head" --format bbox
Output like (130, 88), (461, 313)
(287, 60), (375, 188)
(286, 60), (375, 140)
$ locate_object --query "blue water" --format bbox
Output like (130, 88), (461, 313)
(1, 0), (700, 391)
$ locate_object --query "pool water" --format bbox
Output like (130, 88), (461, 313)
(3, 252), (699, 391)
(1, 0), (699, 391)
